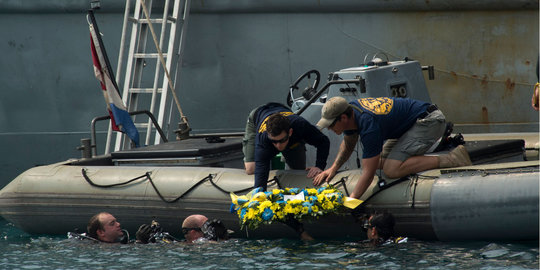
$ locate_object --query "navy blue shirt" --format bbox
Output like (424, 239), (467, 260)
(254, 103), (329, 189)
(344, 97), (429, 159)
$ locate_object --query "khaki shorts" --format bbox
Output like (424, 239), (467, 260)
(382, 109), (446, 162)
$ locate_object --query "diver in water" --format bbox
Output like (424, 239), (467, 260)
(362, 212), (407, 246)
(135, 214), (230, 244)
(68, 212), (129, 244)
(180, 214), (230, 243)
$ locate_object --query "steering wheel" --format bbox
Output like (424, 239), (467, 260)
(287, 70), (321, 107)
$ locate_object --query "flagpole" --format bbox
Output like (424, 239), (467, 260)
(88, 8), (140, 151)
(88, 9), (115, 154)
(88, 9), (122, 97)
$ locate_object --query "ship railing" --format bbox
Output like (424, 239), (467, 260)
(89, 110), (168, 157)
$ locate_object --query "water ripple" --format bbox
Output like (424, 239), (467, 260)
(0, 220), (537, 269)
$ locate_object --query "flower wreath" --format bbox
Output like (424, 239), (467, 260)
(230, 186), (362, 230)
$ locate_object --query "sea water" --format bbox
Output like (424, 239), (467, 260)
(1, 220), (538, 270)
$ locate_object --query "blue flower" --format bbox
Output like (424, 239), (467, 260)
(229, 203), (236, 213)
(289, 188), (300, 194)
(240, 208), (247, 219)
(262, 208), (274, 221)
(303, 190), (309, 197)
(302, 201), (313, 213)
(317, 186), (326, 193)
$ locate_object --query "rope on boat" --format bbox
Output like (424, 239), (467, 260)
(360, 173), (438, 207)
(81, 168), (149, 188)
(410, 175), (419, 208)
(330, 177), (350, 196)
(81, 168), (282, 203)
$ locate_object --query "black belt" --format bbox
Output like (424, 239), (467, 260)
(418, 104), (438, 119)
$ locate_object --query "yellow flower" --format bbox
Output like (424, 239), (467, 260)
(246, 208), (258, 220)
(284, 204), (294, 214)
(301, 207), (309, 214)
(324, 201), (334, 210)
(290, 199), (303, 205)
(258, 200), (272, 211)
(312, 205), (319, 213)
(306, 188), (318, 195)
(273, 189), (284, 195)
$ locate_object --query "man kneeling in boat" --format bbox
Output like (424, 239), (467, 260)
(243, 103), (330, 190)
(314, 97), (472, 199)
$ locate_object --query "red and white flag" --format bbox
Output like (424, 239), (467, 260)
(88, 12), (139, 147)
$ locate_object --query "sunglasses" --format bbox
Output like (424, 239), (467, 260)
(269, 133), (289, 144)
(181, 227), (202, 235)
(361, 219), (374, 231)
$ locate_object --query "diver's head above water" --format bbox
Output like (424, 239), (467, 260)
(87, 212), (125, 243)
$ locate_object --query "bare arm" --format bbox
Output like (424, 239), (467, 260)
(349, 155), (379, 199)
(313, 134), (358, 186)
(333, 133), (358, 170)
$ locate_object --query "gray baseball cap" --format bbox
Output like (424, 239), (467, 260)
(316, 96), (350, 129)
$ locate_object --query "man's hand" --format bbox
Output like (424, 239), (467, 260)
(312, 168), (336, 186)
(136, 224), (152, 244)
(305, 167), (322, 178)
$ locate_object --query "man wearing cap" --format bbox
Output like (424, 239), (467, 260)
(313, 96), (471, 199)
(243, 103), (330, 190)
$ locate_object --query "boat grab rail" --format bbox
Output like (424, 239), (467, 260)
(90, 110), (168, 157)
(296, 78), (362, 116)
(81, 168), (283, 204)
(329, 176), (351, 196)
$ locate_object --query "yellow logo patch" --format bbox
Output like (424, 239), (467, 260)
(258, 111), (294, 133)
(358, 98), (393, 115)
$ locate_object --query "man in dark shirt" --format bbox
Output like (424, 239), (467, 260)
(242, 103), (330, 190)
(314, 97), (471, 199)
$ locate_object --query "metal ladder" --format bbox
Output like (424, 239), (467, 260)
(108, 0), (191, 153)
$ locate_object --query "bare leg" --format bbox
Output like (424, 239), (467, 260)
(382, 156), (439, 179)
(244, 162), (255, 175)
